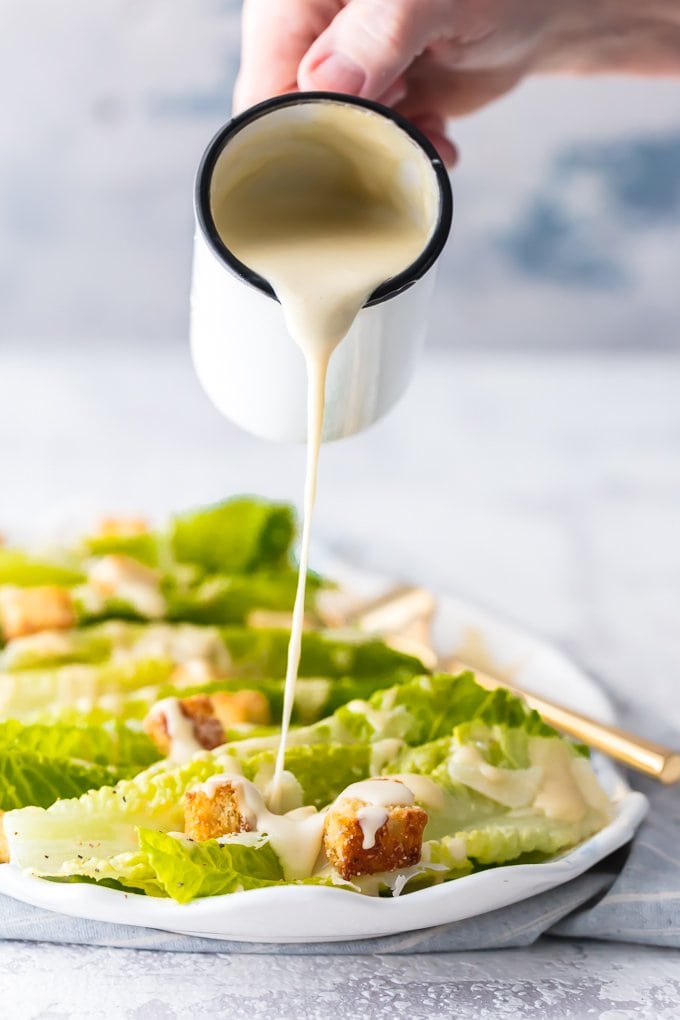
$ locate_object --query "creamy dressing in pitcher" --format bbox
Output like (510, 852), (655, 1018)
(211, 102), (437, 807)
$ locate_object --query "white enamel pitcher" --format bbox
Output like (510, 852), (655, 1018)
(190, 92), (452, 442)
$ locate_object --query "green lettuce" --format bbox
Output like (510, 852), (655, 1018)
(451, 814), (601, 865)
(0, 718), (158, 770)
(0, 624), (427, 725)
(6, 752), (242, 873)
(162, 571), (314, 626)
(83, 533), (162, 568)
(138, 829), (283, 903)
(0, 629), (113, 672)
(219, 627), (426, 684)
(0, 752), (123, 811)
(242, 743), (371, 809)
(332, 673), (560, 746)
(0, 658), (175, 722)
(5, 670), (612, 895)
(0, 549), (85, 588)
(0, 717), (160, 811)
(81, 498), (296, 576)
(170, 499), (296, 574)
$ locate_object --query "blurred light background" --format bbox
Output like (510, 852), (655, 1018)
(0, 1), (679, 710)
(1, 0), (679, 352)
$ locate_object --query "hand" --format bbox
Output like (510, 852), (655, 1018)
(234, 0), (680, 166)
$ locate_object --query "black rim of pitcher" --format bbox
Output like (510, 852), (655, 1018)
(194, 91), (453, 307)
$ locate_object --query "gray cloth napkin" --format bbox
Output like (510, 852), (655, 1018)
(1, 705), (677, 953)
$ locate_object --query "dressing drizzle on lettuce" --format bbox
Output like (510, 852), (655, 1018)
(4, 672), (612, 898)
(0, 498), (612, 897)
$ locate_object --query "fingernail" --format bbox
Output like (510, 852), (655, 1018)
(309, 53), (366, 95)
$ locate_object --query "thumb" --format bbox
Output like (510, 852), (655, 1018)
(298, 0), (449, 100)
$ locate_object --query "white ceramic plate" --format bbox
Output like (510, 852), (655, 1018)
(0, 555), (648, 942)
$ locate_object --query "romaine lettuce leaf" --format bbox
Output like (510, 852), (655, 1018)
(0, 658), (175, 722)
(332, 673), (560, 746)
(5, 668), (612, 894)
(242, 743), (372, 809)
(0, 549), (85, 588)
(219, 627), (426, 683)
(84, 533), (162, 568)
(4, 737), (372, 874)
(162, 571), (316, 626)
(0, 629), (113, 672)
(5, 751), (243, 873)
(137, 829), (284, 903)
(0, 718), (158, 770)
(170, 499), (296, 574)
(48, 851), (165, 896)
(449, 812), (603, 865)
(0, 751), (124, 811)
(80, 499), (296, 577)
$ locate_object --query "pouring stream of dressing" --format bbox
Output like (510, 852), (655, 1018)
(211, 103), (436, 809)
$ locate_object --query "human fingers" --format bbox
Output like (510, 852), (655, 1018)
(398, 53), (525, 120)
(298, 0), (452, 100)
(408, 111), (459, 167)
(234, 0), (340, 112)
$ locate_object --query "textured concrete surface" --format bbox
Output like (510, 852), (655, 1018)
(1, 938), (679, 1019)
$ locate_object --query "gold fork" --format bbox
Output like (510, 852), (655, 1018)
(338, 584), (680, 785)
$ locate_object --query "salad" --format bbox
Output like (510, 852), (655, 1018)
(0, 497), (611, 901)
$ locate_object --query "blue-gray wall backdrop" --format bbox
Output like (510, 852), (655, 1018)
(1, 0), (679, 350)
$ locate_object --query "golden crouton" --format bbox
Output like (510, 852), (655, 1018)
(144, 691), (270, 756)
(95, 516), (149, 538)
(144, 695), (222, 756)
(211, 690), (270, 728)
(0, 586), (75, 640)
(184, 780), (251, 842)
(0, 812), (8, 864)
(323, 796), (428, 880)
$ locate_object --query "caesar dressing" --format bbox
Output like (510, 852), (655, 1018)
(150, 697), (203, 762)
(339, 778), (416, 808)
(447, 737), (611, 826)
(211, 103), (436, 808)
(528, 738), (589, 824)
(191, 773), (422, 879)
(388, 774), (446, 811)
(195, 773), (326, 879)
(448, 744), (543, 810)
(356, 806), (389, 849)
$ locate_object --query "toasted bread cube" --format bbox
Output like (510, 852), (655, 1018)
(323, 796), (428, 880)
(143, 705), (172, 755)
(184, 780), (251, 841)
(0, 586), (75, 640)
(211, 690), (270, 728)
(144, 691), (271, 756)
(95, 516), (149, 538)
(144, 694), (224, 756)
